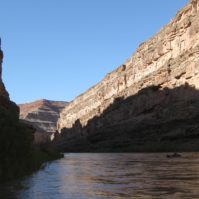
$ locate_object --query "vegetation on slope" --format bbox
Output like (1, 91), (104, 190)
(0, 97), (63, 183)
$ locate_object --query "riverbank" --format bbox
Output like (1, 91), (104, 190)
(0, 97), (63, 183)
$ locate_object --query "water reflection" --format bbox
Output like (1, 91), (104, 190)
(1, 153), (199, 198)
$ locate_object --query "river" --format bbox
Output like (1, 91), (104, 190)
(1, 153), (199, 199)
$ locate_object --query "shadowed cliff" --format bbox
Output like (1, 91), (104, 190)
(0, 97), (63, 183)
(0, 44), (63, 183)
(53, 83), (199, 152)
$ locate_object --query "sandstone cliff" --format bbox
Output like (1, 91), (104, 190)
(19, 99), (67, 133)
(55, 0), (199, 152)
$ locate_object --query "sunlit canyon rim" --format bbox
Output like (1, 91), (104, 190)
(51, 0), (199, 152)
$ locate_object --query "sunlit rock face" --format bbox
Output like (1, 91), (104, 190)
(19, 99), (68, 133)
(56, 0), (199, 151)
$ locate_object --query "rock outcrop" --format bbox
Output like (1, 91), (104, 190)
(55, 0), (199, 152)
(19, 99), (67, 133)
(0, 41), (9, 100)
(19, 100), (67, 144)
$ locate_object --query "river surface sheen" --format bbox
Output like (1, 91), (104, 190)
(1, 153), (199, 199)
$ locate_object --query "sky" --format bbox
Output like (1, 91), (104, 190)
(0, 0), (188, 104)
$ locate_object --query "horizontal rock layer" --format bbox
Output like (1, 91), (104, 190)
(19, 99), (68, 133)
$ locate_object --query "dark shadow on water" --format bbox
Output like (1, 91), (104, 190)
(53, 83), (199, 152)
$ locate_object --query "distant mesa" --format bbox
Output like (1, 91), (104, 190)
(19, 99), (68, 144)
(19, 99), (68, 133)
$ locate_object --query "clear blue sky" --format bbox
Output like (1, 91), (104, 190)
(0, 0), (188, 104)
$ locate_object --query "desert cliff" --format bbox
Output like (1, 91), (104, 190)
(19, 99), (67, 133)
(19, 100), (67, 144)
(53, 0), (199, 152)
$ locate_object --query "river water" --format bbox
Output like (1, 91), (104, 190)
(1, 153), (199, 199)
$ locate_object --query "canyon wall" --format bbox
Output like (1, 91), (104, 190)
(55, 0), (199, 151)
(19, 100), (68, 144)
(0, 44), (9, 99)
(20, 99), (68, 133)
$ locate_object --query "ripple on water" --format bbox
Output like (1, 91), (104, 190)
(1, 153), (199, 199)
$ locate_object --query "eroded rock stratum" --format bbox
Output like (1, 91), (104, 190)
(19, 99), (67, 133)
(19, 100), (68, 144)
(55, 0), (199, 151)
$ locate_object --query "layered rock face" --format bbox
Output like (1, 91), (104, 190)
(19, 99), (68, 134)
(56, 0), (199, 151)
